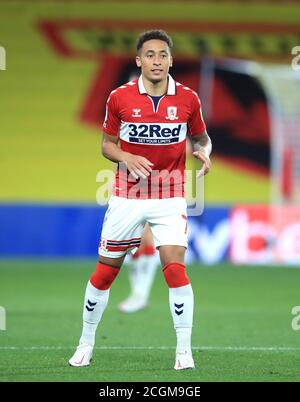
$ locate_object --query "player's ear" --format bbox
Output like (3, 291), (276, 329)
(136, 55), (142, 68)
(170, 55), (173, 68)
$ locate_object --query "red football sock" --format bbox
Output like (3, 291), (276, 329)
(133, 245), (156, 259)
(163, 262), (190, 288)
(90, 262), (120, 290)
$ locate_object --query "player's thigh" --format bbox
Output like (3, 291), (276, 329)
(99, 196), (145, 261)
(98, 254), (125, 268)
(140, 223), (153, 247)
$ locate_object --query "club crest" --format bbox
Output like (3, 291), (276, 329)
(166, 106), (178, 120)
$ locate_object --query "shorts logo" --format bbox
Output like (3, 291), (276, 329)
(132, 108), (141, 117)
(166, 106), (178, 121)
(99, 239), (107, 251)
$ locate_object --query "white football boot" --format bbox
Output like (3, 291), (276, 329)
(174, 351), (195, 370)
(69, 343), (93, 367)
(118, 294), (148, 313)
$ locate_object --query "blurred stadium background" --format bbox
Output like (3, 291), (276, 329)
(1, 0), (300, 382)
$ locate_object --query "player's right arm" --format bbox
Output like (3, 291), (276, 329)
(102, 90), (153, 180)
(102, 133), (153, 180)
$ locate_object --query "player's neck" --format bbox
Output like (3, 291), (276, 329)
(142, 76), (168, 96)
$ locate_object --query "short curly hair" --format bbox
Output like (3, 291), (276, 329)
(136, 29), (173, 53)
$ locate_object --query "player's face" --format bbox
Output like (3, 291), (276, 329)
(136, 39), (173, 83)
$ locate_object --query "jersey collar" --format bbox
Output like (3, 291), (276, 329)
(138, 74), (176, 96)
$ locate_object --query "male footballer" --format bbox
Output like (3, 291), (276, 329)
(69, 29), (212, 370)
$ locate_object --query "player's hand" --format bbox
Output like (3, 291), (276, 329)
(122, 152), (154, 180)
(192, 151), (211, 177)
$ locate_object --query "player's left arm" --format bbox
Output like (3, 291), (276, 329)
(189, 130), (212, 177)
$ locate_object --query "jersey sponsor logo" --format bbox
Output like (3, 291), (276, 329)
(166, 106), (178, 120)
(126, 123), (183, 144)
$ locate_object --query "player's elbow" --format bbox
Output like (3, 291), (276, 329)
(101, 142), (106, 157)
(101, 140), (110, 158)
(101, 140), (116, 162)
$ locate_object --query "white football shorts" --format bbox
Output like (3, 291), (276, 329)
(99, 195), (188, 258)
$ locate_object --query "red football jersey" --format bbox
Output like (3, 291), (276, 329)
(102, 75), (206, 199)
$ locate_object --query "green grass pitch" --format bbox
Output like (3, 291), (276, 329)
(0, 260), (300, 382)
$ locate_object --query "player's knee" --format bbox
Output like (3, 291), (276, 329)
(90, 262), (120, 290)
(163, 262), (190, 288)
(159, 245), (186, 267)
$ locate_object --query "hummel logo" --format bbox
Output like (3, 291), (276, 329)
(132, 108), (141, 117)
(85, 299), (97, 312)
(174, 303), (184, 316)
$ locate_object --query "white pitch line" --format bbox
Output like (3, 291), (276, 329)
(0, 345), (300, 352)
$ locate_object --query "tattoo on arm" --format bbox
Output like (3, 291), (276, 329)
(190, 131), (212, 156)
